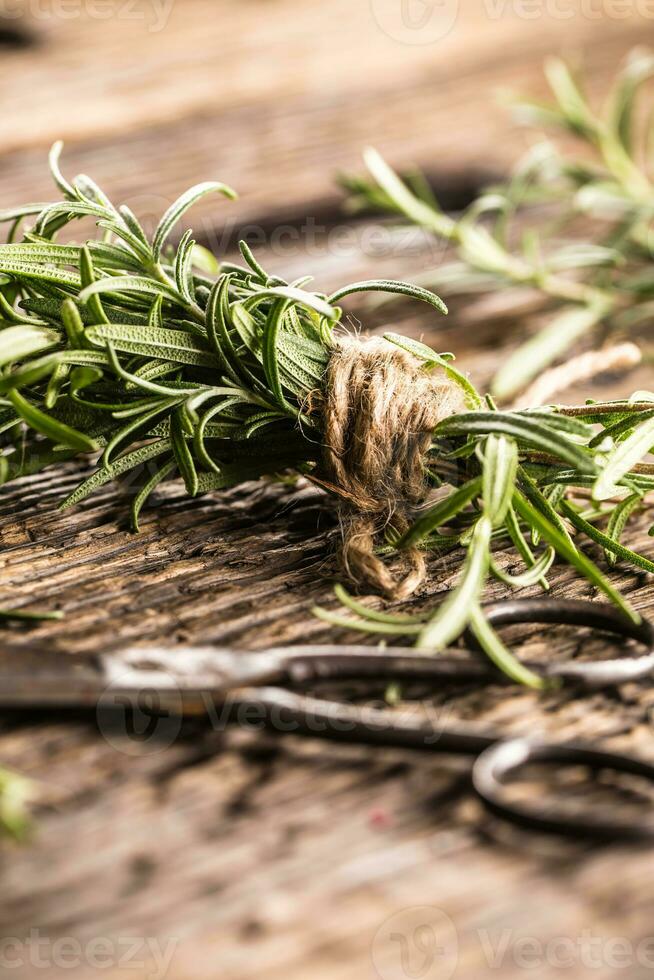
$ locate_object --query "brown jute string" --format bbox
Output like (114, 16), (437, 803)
(321, 336), (465, 599)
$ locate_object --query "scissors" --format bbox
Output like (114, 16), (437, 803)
(3, 598), (654, 841)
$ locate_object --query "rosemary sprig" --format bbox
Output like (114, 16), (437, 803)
(342, 49), (654, 399)
(2, 146), (654, 694)
(0, 143), (444, 527)
(315, 338), (654, 688)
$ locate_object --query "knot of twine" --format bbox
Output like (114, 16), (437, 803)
(321, 336), (465, 599)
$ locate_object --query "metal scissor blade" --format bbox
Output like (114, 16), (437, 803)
(0, 643), (495, 712)
(0, 646), (287, 711)
(0, 649), (108, 708)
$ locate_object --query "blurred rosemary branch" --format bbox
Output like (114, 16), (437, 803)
(342, 49), (654, 400)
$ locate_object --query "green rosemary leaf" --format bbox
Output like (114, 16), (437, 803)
(75, 173), (114, 211)
(329, 279), (447, 316)
(239, 411), (286, 439)
(34, 200), (113, 236)
(0, 204), (55, 224)
(0, 352), (62, 394)
(608, 52), (654, 151)
(383, 333), (482, 408)
(7, 389), (97, 452)
(21, 294), (147, 327)
(262, 298), (297, 416)
(79, 245), (109, 325)
(0, 290), (39, 326)
(152, 181), (237, 261)
(482, 434), (518, 527)
(560, 499), (654, 574)
(61, 439), (172, 509)
(103, 399), (178, 467)
(517, 466), (575, 547)
(2, 443), (80, 483)
(396, 476), (482, 549)
(361, 147), (454, 236)
(130, 458), (176, 532)
(61, 298), (85, 349)
(381, 332), (445, 363)
(469, 604), (545, 689)
(544, 57), (598, 138)
(174, 229), (196, 305)
(204, 278), (234, 367)
(78, 275), (182, 306)
(333, 584), (428, 624)
(504, 503), (551, 590)
(560, 401), (654, 419)
(521, 409), (594, 439)
(436, 412), (597, 474)
(95, 222), (152, 263)
(239, 241), (269, 283)
(604, 492), (643, 566)
(44, 360), (69, 408)
(148, 295), (164, 331)
(0, 242), (81, 264)
(588, 409), (654, 449)
(513, 492), (640, 622)
(231, 300), (263, 355)
(246, 285), (335, 320)
(594, 415), (654, 500)
(0, 324), (60, 366)
(189, 406), (222, 471)
(48, 140), (75, 197)
(416, 516), (492, 651)
(0, 256), (81, 289)
(170, 410), (198, 496)
(312, 605), (422, 637)
(103, 344), (200, 398)
(85, 323), (218, 368)
(118, 205), (151, 252)
(277, 332), (328, 377)
(490, 547), (555, 589)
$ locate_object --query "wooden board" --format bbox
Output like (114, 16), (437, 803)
(3, 6), (654, 980)
(2, 1), (654, 227)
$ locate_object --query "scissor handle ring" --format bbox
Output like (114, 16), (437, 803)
(481, 598), (653, 644)
(472, 598), (654, 687)
(473, 737), (654, 840)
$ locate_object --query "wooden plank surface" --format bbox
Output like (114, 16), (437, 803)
(2, 1), (654, 227)
(3, 5), (654, 980)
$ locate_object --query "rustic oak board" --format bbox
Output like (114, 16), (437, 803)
(3, 6), (654, 979)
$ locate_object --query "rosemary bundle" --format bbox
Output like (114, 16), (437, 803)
(0, 144), (445, 525)
(2, 146), (654, 690)
(343, 50), (654, 400)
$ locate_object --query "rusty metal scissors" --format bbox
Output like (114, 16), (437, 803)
(3, 598), (654, 841)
